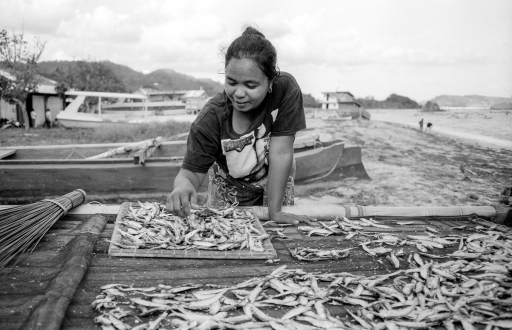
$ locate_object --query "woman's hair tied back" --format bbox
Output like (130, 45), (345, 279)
(225, 26), (279, 81)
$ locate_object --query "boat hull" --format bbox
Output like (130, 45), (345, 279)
(0, 142), (369, 204)
(57, 113), (188, 129)
(57, 117), (129, 129)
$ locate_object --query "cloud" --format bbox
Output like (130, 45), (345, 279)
(0, 0), (75, 35)
(55, 6), (142, 44)
(277, 28), (485, 71)
(1, 0), (509, 100)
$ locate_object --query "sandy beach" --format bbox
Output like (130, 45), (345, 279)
(369, 108), (512, 149)
(295, 110), (512, 208)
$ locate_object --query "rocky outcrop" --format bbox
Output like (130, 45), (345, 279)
(422, 101), (441, 112)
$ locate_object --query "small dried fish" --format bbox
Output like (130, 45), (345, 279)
(361, 243), (392, 256)
(389, 251), (400, 269)
(291, 247), (352, 261)
(118, 203), (268, 253)
(92, 215), (512, 330)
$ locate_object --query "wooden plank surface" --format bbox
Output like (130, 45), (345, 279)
(0, 207), (504, 330)
(64, 215), (479, 329)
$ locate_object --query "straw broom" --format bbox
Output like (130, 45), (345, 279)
(0, 189), (87, 269)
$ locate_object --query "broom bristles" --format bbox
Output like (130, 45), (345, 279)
(0, 189), (87, 269)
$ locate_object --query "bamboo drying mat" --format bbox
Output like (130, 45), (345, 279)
(108, 202), (277, 259)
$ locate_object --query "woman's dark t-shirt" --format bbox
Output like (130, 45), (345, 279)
(182, 72), (306, 183)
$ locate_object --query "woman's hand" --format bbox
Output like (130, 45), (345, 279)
(271, 211), (317, 226)
(166, 170), (205, 217)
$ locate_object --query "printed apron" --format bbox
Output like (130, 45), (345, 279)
(206, 161), (296, 208)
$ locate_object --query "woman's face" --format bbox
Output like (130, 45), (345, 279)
(224, 58), (269, 113)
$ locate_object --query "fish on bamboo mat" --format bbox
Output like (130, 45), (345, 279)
(92, 220), (512, 330)
(107, 202), (277, 259)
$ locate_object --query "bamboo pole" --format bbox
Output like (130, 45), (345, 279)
(251, 205), (498, 221)
(86, 137), (162, 160)
(134, 137), (163, 165)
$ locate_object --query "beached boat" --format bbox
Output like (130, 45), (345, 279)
(56, 91), (196, 128)
(100, 90), (209, 116)
(0, 134), (369, 204)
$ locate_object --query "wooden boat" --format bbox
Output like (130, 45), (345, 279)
(101, 90), (210, 115)
(0, 134), (369, 204)
(56, 91), (193, 129)
(101, 90), (186, 115)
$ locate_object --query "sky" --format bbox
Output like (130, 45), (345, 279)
(1, 0), (511, 102)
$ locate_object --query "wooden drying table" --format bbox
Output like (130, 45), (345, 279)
(0, 204), (508, 330)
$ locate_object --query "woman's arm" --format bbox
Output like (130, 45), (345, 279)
(166, 169), (206, 217)
(268, 135), (316, 225)
(268, 135), (294, 218)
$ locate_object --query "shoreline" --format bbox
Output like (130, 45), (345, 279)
(367, 108), (512, 151)
(374, 119), (512, 151)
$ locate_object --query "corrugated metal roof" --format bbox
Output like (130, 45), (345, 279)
(321, 91), (354, 97)
(182, 90), (206, 98)
(64, 91), (147, 99)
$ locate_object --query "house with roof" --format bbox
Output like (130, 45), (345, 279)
(0, 70), (65, 127)
(182, 88), (210, 114)
(321, 91), (361, 110)
(319, 91), (370, 120)
(0, 69), (18, 122)
(27, 76), (65, 127)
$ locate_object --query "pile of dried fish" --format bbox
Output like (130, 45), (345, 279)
(112, 202), (268, 252)
(327, 225), (512, 330)
(298, 217), (391, 237)
(93, 222), (512, 329)
(294, 217), (465, 264)
(93, 265), (340, 330)
(95, 216), (512, 330)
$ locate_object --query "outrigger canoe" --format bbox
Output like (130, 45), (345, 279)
(0, 134), (369, 204)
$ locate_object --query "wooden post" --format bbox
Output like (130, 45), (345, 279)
(86, 137), (162, 160)
(98, 96), (102, 118)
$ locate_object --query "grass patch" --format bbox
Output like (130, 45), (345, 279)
(1, 121), (192, 146)
(92, 121), (191, 143)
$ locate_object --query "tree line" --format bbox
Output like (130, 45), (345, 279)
(356, 94), (421, 109)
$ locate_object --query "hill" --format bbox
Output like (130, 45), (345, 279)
(37, 60), (224, 96)
(431, 95), (512, 108)
(356, 94), (421, 109)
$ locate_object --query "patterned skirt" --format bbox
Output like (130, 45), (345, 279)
(206, 161), (295, 208)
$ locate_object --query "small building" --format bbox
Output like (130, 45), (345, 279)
(182, 88), (210, 114)
(26, 77), (65, 127)
(0, 71), (65, 127)
(321, 91), (361, 110)
(319, 91), (370, 120)
(0, 69), (18, 121)
(0, 99), (18, 122)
